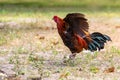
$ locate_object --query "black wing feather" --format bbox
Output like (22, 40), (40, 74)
(63, 13), (89, 37)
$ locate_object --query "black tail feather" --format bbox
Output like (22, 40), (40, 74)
(88, 32), (111, 51)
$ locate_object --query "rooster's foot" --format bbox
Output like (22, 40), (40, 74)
(63, 53), (76, 63)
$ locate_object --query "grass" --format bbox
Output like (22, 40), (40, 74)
(0, 0), (120, 22)
(0, 13), (120, 79)
(0, 0), (120, 80)
(0, 20), (120, 79)
(110, 46), (120, 55)
(0, 0), (120, 8)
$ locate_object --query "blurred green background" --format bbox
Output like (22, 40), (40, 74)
(0, 0), (120, 21)
(0, 0), (120, 8)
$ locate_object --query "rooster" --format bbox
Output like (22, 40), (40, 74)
(53, 13), (111, 60)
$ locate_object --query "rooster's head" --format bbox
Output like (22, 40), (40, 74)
(53, 16), (65, 31)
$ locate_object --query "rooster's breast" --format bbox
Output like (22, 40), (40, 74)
(61, 32), (83, 53)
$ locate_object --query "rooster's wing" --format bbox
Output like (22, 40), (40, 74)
(63, 13), (89, 37)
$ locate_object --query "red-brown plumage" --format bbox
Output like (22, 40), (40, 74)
(53, 13), (111, 60)
(74, 33), (88, 50)
(53, 16), (65, 32)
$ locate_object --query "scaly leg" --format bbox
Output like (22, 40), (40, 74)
(69, 53), (76, 60)
(63, 53), (76, 63)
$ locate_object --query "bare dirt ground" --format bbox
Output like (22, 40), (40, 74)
(0, 17), (120, 80)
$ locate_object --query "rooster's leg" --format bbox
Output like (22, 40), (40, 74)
(63, 53), (76, 63)
(69, 53), (76, 60)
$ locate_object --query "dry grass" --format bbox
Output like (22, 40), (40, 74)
(0, 1), (120, 80)
(0, 16), (120, 80)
